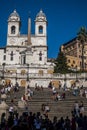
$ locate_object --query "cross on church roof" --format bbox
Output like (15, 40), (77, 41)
(39, 51), (42, 56)
(8, 51), (16, 56)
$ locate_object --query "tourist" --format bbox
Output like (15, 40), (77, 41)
(55, 92), (61, 101)
(1, 112), (6, 129)
(9, 105), (14, 115)
(71, 114), (77, 130)
(64, 116), (71, 130)
(41, 103), (45, 111)
(79, 101), (84, 115)
(44, 103), (50, 116)
(48, 81), (52, 89)
(85, 89), (87, 98)
(73, 101), (80, 117)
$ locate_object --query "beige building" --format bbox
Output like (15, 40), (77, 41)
(61, 37), (87, 71)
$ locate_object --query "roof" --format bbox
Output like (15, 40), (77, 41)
(62, 37), (77, 46)
(10, 10), (20, 17)
(36, 9), (46, 18)
(35, 9), (47, 22)
(8, 9), (20, 21)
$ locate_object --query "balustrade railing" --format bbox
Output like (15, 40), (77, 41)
(0, 72), (86, 80)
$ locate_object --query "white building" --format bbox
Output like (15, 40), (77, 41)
(0, 9), (54, 87)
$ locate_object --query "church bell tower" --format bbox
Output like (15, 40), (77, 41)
(35, 9), (47, 37)
(7, 10), (21, 46)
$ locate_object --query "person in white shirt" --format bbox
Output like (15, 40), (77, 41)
(85, 89), (87, 98)
(9, 106), (14, 115)
(45, 103), (50, 113)
(73, 101), (79, 116)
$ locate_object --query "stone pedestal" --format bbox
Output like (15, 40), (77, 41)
(0, 101), (9, 120)
(18, 100), (25, 109)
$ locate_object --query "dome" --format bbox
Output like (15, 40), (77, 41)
(35, 9), (47, 21)
(10, 10), (19, 17)
(36, 9), (46, 18)
(8, 9), (20, 21)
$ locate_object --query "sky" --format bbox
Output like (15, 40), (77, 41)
(0, 0), (87, 58)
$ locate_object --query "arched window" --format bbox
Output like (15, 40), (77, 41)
(11, 26), (16, 34)
(10, 51), (14, 61)
(39, 26), (43, 34)
(21, 55), (26, 64)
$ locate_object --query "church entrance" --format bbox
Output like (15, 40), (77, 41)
(51, 80), (61, 88)
(20, 80), (26, 87)
(5, 79), (11, 86)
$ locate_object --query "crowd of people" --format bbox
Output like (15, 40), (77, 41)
(1, 81), (19, 95)
(0, 109), (87, 130)
(48, 81), (67, 102)
(0, 81), (87, 130)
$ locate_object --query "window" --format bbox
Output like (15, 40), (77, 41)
(78, 44), (80, 48)
(3, 55), (6, 60)
(39, 26), (43, 34)
(4, 49), (6, 53)
(68, 59), (70, 63)
(73, 60), (75, 64)
(23, 56), (26, 64)
(39, 51), (42, 61)
(11, 26), (16, 34)
(10, 51), (13, 61)
(79, 50), (81, 52)
(71, 64), (74, 67)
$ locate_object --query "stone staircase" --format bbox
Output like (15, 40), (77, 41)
(28, 88), (87, 120)
(5, 87), (25, 106)
(5, 87), (87, 120)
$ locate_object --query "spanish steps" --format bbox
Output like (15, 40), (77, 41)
(1, 86), (87, 120)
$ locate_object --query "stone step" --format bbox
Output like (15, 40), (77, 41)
(4, 87), (87, 120)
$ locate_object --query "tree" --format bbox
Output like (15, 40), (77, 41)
(77, 27), (87, 72)
(54, 51), (69, 74)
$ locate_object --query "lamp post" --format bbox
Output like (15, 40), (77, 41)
(64, 73), (66, 90)
(15, 72), (17, 81)
(27, 64), (29, 82)
(2, 63), (5, 79)
(75, 66), (78, 82)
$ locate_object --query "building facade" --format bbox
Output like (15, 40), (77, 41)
(61, 38), (87, 71)
(0, 9), (54, 87)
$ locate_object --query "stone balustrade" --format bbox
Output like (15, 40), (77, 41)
(0, 72), (86, 80)
(0, 71), (87, 88)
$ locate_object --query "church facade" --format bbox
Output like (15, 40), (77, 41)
(0, 9), (54, 87)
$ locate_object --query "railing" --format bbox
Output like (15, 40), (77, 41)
(0, 72), (86, 80)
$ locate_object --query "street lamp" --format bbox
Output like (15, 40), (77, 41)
(64, 73), (67, 90)
(75, 66), (78, 82)
(2, 63), (5, 79)
(27, 64), (29, 81)
(15, 72), (17, 81)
